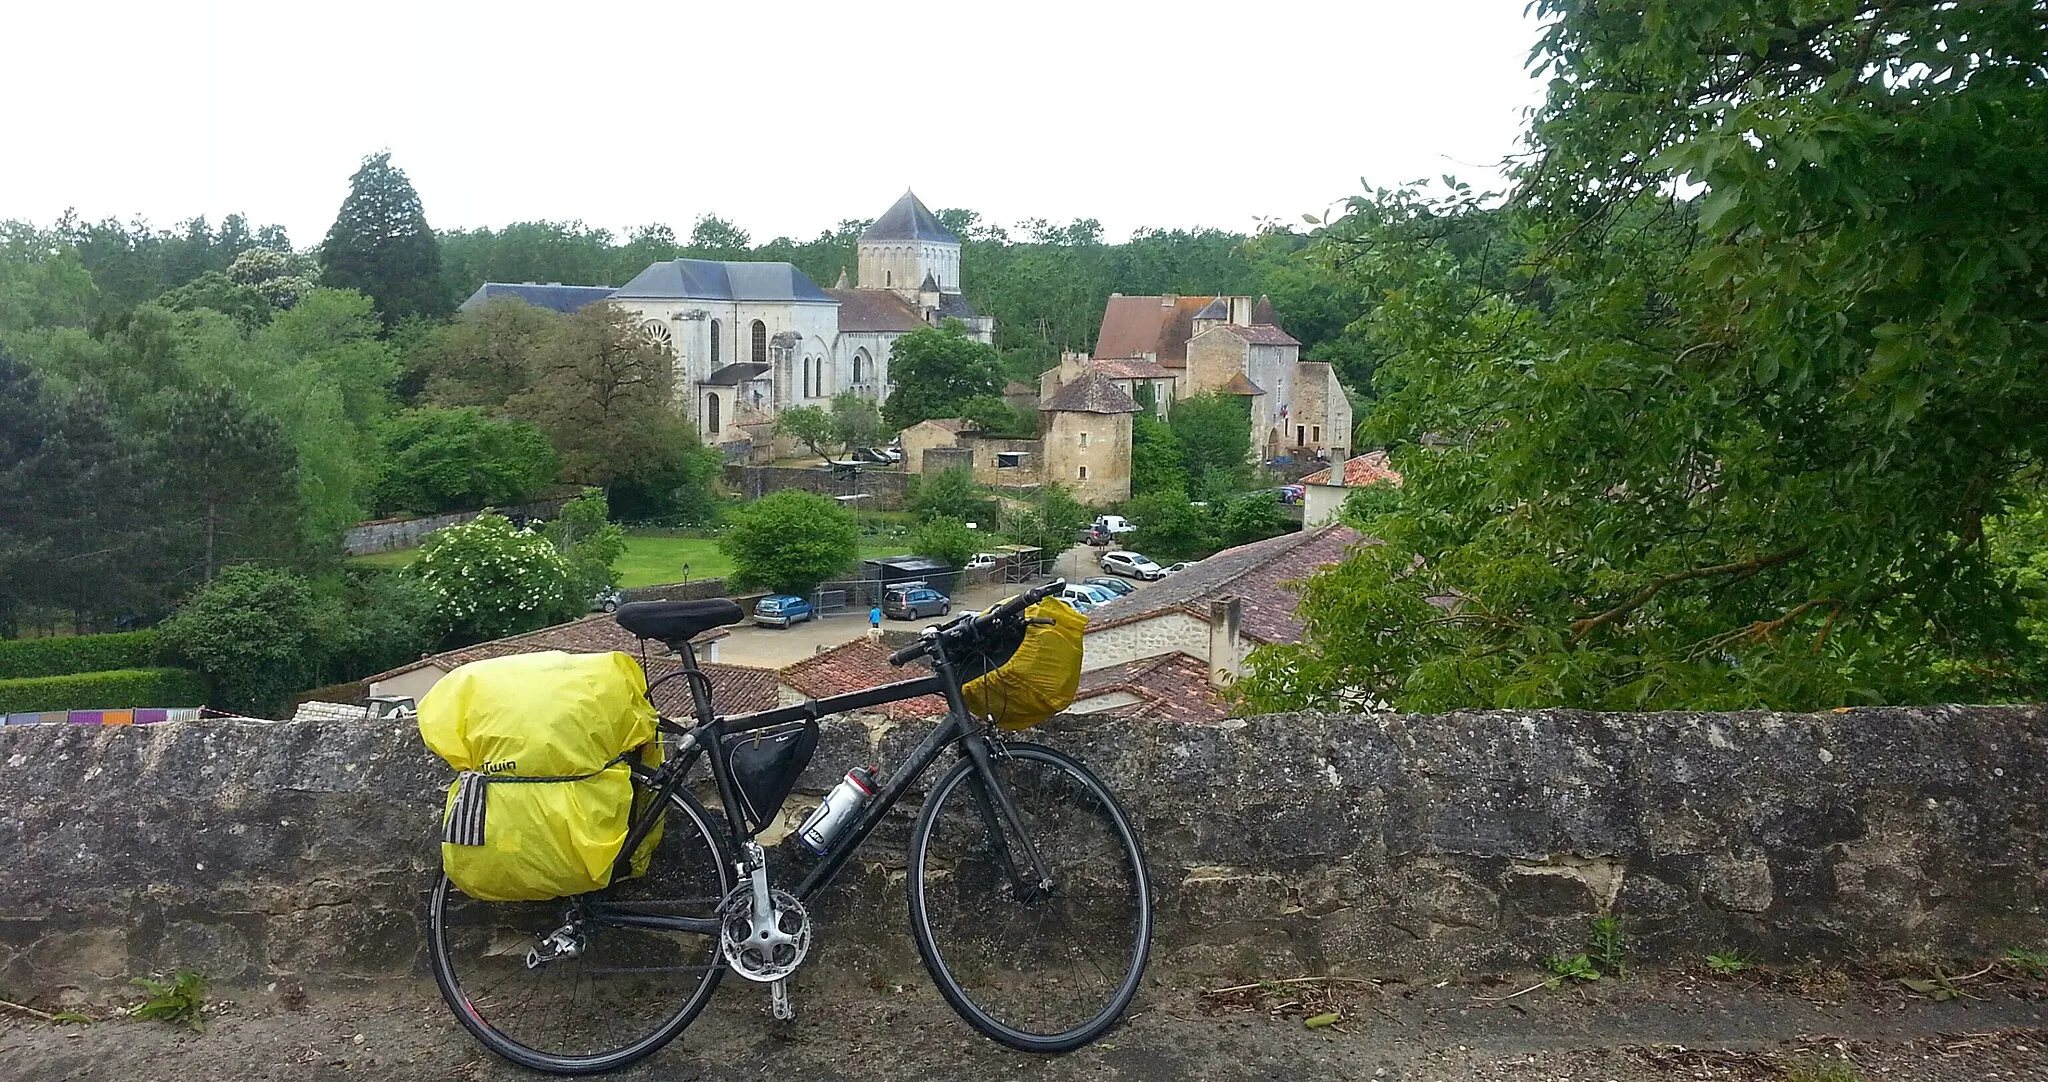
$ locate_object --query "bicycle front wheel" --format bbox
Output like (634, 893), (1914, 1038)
(428, 787), (733, 1075)
(907, 740), (1152, 1053)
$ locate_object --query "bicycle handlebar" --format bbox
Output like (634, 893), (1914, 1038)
(888, 578), (1068, 667)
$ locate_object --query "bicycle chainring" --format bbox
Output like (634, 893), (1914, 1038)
(718, 886), (811, 983)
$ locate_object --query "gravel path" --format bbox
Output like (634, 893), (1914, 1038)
(6, 970), (2044, 1081)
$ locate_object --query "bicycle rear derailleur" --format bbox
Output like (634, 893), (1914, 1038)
(719, 842), (811, 1020)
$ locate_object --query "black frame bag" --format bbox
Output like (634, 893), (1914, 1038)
(721, 720), (819, 833)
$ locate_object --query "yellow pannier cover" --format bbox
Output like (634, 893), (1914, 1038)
(418, 651), (659, 902)
(962, 597), (1087, 730)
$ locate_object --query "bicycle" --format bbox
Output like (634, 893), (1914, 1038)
(426, 578), (1153, 1075)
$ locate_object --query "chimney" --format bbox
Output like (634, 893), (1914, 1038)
(1207, 597), (1243, 689)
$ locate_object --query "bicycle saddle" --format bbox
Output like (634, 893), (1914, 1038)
(614, 599), (745, 644)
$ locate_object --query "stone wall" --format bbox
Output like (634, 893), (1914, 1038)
(1, 706), (2042, 998)
(341, 497), (571, 556)
(723, 464), (909, 509)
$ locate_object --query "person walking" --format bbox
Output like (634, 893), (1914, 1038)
(868, 604), (883, 642)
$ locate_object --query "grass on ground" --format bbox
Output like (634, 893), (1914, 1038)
(350, 532), (911, 589)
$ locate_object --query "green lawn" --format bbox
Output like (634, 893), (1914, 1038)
(351, 532), (911, 589)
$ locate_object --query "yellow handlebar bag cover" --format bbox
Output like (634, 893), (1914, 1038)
(962, 597), (1088, 730)
(418, 650), (659, 902)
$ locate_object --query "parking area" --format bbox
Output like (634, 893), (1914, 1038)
(711, 545), (1168, 669)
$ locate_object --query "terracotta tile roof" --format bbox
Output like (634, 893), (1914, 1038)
(1043, 371), (1143, 414)
(1218, 372), (1267, 396)
(1089, 357), (1174, 380)
(1087, 524), (1366, 645)
(1073, 653), (1227, 724)
(1093, 295), (1222, 368)
(781, 638), (947, 719)
(647, 660), (781, 718)
(369, 613), (731, 683)
(828, 288), (926, 333)
(1301, 449), (1403, 488)
(1212, 323), (1300, 347)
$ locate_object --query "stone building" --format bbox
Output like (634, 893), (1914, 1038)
(1300, 449), (1402, 527)
(467, 191), (991, 446)
(1040, 371), (1141, 504)
(1089, 292), (1353, 463)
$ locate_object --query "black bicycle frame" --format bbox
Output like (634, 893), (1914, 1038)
(591, 638), (1049, 934)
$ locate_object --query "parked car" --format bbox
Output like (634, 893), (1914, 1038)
(1055, 585), (1101, 613)
(964, 552), (1002, 572)
(1079, 525), (1114, 547)
(753, 594), (816, 628)
(883, 585), (951, 620)
(1092, 514), (1137, 535)
(1278, 484), (1305, 505)
(1083, 576), (1137, 598)
(1099, 550), (1166, 581)
(590, 585), (624, 612)
(1163, 561), (1194, 575)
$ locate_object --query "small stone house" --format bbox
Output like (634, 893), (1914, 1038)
(1040, 371), (1141, 504)
(1300, 450), (1402, 527)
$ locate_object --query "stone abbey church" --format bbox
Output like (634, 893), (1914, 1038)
(460, 190), (992, 447)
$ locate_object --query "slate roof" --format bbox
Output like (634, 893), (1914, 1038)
(614, 259), (834, 303)
(934, 291), (980, 321)
(1090, 357), (1174, 380)
(1212, 323), (1301, 347)
(459, 283), (617, 315)
(1093, 295), (1220, 368)
(828, 288), (926, 333)
(781, 638), (947, 719)
(1218, 372), (1267, 396)
(1087, 524), (1365, 646)
(861, 190), (959, 244)
(1252, 294), (1278, 324)
(1043, 371), (1143, 414)
(1073, 653), (1227, 724)
(1192, 296), (1229, 320)
(702, 362), (772, 386)
(1300, 449), (1404, 488)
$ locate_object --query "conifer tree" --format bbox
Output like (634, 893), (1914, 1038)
(320, 152), (447, 325)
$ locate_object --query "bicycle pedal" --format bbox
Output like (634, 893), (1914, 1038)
(769, 978), (795, 1021)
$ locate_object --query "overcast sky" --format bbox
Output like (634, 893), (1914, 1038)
(4, 0), (1548, 247)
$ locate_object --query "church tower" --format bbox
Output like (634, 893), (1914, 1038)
(857, 190), (959, 299)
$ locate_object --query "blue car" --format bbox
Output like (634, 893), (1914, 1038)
(753, 594), (815, 628)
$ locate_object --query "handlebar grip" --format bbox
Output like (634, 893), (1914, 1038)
(888, 638), (929, 667)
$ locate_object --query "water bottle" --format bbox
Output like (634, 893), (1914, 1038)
(799, 766), (878, 855)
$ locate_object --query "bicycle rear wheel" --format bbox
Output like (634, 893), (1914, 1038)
(907, 740), (1151, 1053)
(428, 787), (733, 1075)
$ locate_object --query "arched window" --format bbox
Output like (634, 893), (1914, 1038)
(803, 358), (813, 398)
(852, 348), (868, 384)
(710, 320), (721, 365)
(707, 393), (721, 434)
(750, 320), (767, 364)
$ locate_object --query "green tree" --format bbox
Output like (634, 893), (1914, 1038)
(1168, 393), (1252, 492)
(775, 404), (837, 459)
(909, 466), (994, 524)
(411, 511), (580, 644)
(511, 301), (691, 491)
(606, 435), (726, 526)
(373, 407), (558, 514)
(1124, 490), (1219, 564)
(155, 383), (302, 581)
(158, 566), (322, 717)
(320, 152), (447, 325)
(719, 490), (859, 594)
(542, 488), (628, 603)
(411, 296), (559, 408)
(882, 321), (1004, 430)
(155, 271), (271, 327)
(1239, 0), (2048, 714)
(1129, 410), (1187, 497)
(909, 516), (982, 573)
(1000, 484), (1091, 572)
(830, 392), (886, 451)
(959, 394), (1031, 438)
(308, 569), (438, 687)
(1217, 492), (1292, 550)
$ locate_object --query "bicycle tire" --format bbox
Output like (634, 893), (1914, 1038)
(907, 740), (1152, 1053)
(428, 786), (733, 1075)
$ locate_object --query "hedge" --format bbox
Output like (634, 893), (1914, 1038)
(0, 630), (161, 680)
(0, 667), (207, 714)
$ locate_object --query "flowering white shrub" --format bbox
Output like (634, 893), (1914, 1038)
(412, 512), (579, 642)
